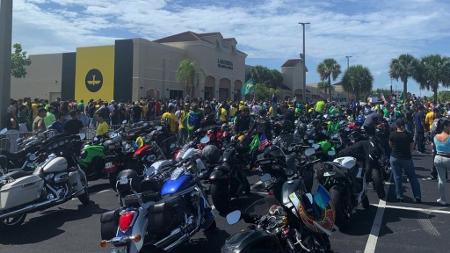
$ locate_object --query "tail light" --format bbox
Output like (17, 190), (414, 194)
(119, 211), (135, 232)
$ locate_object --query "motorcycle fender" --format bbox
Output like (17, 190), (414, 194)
(222, 230), (283, 253)
(209, 167), (229, 181)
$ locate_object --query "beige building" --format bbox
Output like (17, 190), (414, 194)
(11, 31), (247, 102)
(281, 59), (306, 98)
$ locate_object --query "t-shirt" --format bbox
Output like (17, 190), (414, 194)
(161, 112), (178, 133)
(96, 121), (109, 136)
(315, 101), (325, 113)
(219, 108), (228, 123)
(389, 131), (413, 159)
(44, 112), (56, 128)
(32, 116), (45, 133)
(425, 111), (434, 131)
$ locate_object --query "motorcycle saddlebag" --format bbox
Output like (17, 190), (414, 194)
(0, 175), (44, 210)
(100, 209), (120, 240)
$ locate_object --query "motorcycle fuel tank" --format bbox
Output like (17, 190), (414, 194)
(160, 175), (193, 196)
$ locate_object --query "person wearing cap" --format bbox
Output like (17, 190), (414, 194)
(389, 118), (421, 202)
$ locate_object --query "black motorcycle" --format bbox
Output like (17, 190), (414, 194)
(223, 179), (334, 253)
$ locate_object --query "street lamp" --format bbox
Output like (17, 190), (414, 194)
(0, 0), (13, 128)
(345, 55), (352, 69)
(299, 22), (310, 103)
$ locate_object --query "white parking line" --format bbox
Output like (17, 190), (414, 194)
(371, 204), (450, 215)
(364, 199), (386, 253)
(95, 189), (113, 195)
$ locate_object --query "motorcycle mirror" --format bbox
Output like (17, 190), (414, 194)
(78, 133), (86, 140)
(312, 144), (320, 150)
(200, 135), (210, 144)
(122, 120), (128, 124)
(226, 210), (242, 225)
(327, 150), (336, 156)
(304, 148), (316, 157)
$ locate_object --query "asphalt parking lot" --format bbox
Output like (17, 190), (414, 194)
(1, 151), (449, 253)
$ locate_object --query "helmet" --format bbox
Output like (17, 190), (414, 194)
(116, 169), (140, 197)
(201, 145), (221, 163)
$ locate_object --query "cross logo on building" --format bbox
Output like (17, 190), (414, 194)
(85, 68), (103, 92)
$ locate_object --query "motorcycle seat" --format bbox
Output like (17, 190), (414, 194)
(2, 169), (33, 180)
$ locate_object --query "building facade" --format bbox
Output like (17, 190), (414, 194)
(11, 31), (247, 102)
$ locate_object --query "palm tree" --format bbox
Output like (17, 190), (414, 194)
(389, 54), (419, 101)
(342, 65), (373, 101)
(414, 55), (450, 104)
(317, 80), (334, 99)
(317, 58), (341, 101)
(176, 59), (203, 98)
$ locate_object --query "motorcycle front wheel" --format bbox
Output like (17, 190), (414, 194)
(210, 181), (230, 215)
(329, 185), (350, 230)
(0, 214), (26, 230)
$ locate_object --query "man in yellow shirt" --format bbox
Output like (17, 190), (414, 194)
(219, 104), (228, 123)
(315, 100), (326, 113)
(161, 105), (178, 134)
(425, 108), (436, 131)
(96, 114), (109, 137)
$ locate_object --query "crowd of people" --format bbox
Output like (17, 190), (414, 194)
(3, 94), (450, 206)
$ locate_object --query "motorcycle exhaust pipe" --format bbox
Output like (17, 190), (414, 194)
(0, 198), (61, 219)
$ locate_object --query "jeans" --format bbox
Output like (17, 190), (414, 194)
(390, 156), (421, 199)
(415, 131), (425, 153)
(434, 155), (450, 202)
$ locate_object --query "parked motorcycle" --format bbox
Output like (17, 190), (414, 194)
(316, 156), (369, 229)
(0, 153), (89, 230)
(223, 180), (334, 252)
(100, 148), (216, 253)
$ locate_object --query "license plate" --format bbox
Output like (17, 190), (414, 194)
(111, 247), (127, 253)
(105, 162), (113, 168)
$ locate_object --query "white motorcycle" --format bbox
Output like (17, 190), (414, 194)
(0, 154), (89, 230)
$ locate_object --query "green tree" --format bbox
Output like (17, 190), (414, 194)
(246, 65), (283, 88)
(11, 43), (31, 78)
(389, 54), (419, 101)
(176, 59), (203, 98)
(342, 65), (374, 101)
(253, 83), (279, 100)
(437, 91), (450, 103)
(414, 55), (450, 104)
(317, 58), (341, 100)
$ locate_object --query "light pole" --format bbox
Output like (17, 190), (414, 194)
(345, 55), (352, 69)
(299, 22), (310, 103)
(0, 0), (12, 128)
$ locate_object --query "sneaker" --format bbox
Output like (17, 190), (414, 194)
(437, 199), (447, 206)
(415, 198), (422, 203)
(423, 176), (437, 181)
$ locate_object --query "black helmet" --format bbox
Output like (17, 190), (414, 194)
(116, 169), (140, 197)
(201, 145), (221, 164)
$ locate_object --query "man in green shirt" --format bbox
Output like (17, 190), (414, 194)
(44, 107), (56, 128)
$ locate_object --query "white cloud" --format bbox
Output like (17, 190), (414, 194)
(11, 0), (450, 93)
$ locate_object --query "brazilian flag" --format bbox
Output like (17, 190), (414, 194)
(241, 80), (255, 96)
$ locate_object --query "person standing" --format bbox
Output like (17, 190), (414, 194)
(389, 119), (421, 202)
(414, 106), (426, 153)
(32, 108), (47, 133)
(64, 110), (83, 135)
(433, 119), (450, 205)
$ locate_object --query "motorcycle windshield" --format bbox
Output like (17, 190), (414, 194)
(313, 185), (331, 210)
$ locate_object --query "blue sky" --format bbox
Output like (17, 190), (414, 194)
(12, 0), (450, 95)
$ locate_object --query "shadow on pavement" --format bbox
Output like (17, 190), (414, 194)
(338, 205), (378, 235)
(379, 208), (436, 237)
(0, 202), (108, 245)
(88, 182), (112, 194)
(176, 228), (231, 253)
